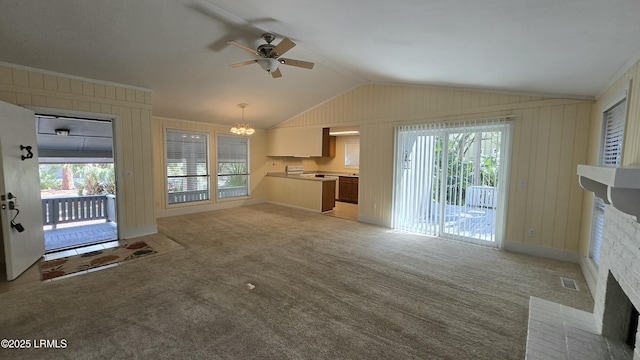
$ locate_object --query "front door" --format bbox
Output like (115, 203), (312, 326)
(0, 101), (45, 280)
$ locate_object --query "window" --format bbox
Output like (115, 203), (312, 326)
(165, 129), (210, 205)
(589, 98), (626, 265)
(217, 135), (249, 199)
(345, 140), (360, 168)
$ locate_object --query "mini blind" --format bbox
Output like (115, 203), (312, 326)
(166, 130), (210, 204)
(217, 135), (249, 199)
(589, 98), (626, 265)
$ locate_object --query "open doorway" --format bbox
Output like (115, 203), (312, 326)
(36, 115), (118, 253)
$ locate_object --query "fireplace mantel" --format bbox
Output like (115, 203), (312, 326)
(578, 164), (640, 222)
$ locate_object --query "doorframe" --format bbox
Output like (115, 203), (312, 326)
(27, 106), (122, 242)
(391, 120), (513, 248)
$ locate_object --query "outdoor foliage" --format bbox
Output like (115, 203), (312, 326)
(218, 162), (247, 188)
(39, 165), (62, 189)
(432, 132), (500, 205)
(39, 164), (115, 195)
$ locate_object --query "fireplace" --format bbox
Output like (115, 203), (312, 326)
(601, 272), (638, 358)
(593, 206), (640, 359)
(525, 206), (640, 359)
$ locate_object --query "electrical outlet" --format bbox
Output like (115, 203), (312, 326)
(519, 179), (526, 188)
(528, 228), (536, 237)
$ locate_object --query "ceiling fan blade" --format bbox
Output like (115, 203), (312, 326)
(273, 37), (296, 57)
(230, 60), (258, 68)
(227, 41), (258, 55)
(279, 58), (314, 69)
(271, 68), (283, 78)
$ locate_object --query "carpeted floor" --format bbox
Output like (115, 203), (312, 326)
(0, 203), (593, 359)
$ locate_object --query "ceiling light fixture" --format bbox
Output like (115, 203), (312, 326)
(55, 129), (70, 136)
(230, 103), (255, 136)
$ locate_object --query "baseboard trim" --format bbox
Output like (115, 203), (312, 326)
(503, 241), (580, 264)
(358, 215), (391, 228)
(120, 224), (158, 239)
(264, 201), (321, 213)
(156, 198), (267, 218)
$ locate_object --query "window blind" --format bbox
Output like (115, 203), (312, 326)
(166, 130), (210, 204)
(393, 117), (509, 245)
(217, 135), (249, 199)
(589, 99), (626, 265)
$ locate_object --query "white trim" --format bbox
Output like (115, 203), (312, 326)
(601, 79), (630, 114)
(579, 255), (599, 299)
(359, 214), (391, 228)
(265, 200), (322, 213)
(596, 50), (640, 99)
(216, 133), (251, 200)
(370, 81), (595, 102)
(157, 198), (266, 218)
(153, 115), (265, 132)
(164, 127), (212, 207)
(27, 106), (124, 241)
(120, 224), (158, 239)
(503, 241), (580, 264)
(0, 61), (151, 92)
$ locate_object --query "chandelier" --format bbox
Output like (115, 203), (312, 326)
(230, 103), (255, 136)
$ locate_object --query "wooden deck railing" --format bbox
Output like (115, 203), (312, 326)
(167, 187), (248, 204)
(42, 194), (116, 229)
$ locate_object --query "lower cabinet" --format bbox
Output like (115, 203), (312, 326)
(338, 176), (358, 204)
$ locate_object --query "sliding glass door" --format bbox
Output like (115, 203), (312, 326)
(393, 120), (511, 246)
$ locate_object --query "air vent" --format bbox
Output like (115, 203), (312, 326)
(560, 277), (578, 290)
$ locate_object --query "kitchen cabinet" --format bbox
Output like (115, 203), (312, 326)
(266, 174), (335, 212)
(267, 127), (335, 157)
(338, 176), (358, 204)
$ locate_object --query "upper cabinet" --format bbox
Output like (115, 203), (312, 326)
(267, 127), (335, 157)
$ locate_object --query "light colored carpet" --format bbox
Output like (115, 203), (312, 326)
(0, 203), (593, 359)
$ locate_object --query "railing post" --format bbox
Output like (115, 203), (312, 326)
(52, 199), (59, 229)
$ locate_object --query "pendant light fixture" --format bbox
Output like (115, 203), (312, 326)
(230, 103), (255, 136)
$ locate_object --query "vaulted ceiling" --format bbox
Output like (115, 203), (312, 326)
(1, 0), (640, 130)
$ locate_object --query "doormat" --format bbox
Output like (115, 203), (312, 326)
(39, 241), (156, 281)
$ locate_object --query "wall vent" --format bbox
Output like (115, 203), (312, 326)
(560, 277), (578, 290)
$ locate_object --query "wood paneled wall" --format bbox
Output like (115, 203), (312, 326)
(279, 84), (593, 253)
(152, 117), (268, 217)
(579, 58), (640, 256)
(0, 63), (155, 238)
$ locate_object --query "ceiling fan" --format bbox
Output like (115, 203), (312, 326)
(227, 33), (314, 78)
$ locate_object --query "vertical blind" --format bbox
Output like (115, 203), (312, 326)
(393, 117), (509, 245)
(217, 135), (249, 199)
(590, 98), (626, 265)
(166, 129), (210, 204)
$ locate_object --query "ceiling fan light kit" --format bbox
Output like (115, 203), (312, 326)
(227, 33), (314, 78)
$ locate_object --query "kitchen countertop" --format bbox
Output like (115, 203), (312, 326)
(267, 172), (339, 182)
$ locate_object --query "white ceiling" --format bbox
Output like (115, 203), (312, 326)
(1, 0), (640, 130)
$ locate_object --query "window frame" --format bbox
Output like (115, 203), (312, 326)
(589, 91), (628, 266)
(164, 128), (211, 206)
(344, 140), (360, 169)
(216, 134), (250, 200)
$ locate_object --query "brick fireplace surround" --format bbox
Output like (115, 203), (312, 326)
(526, 206), (640, 359)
